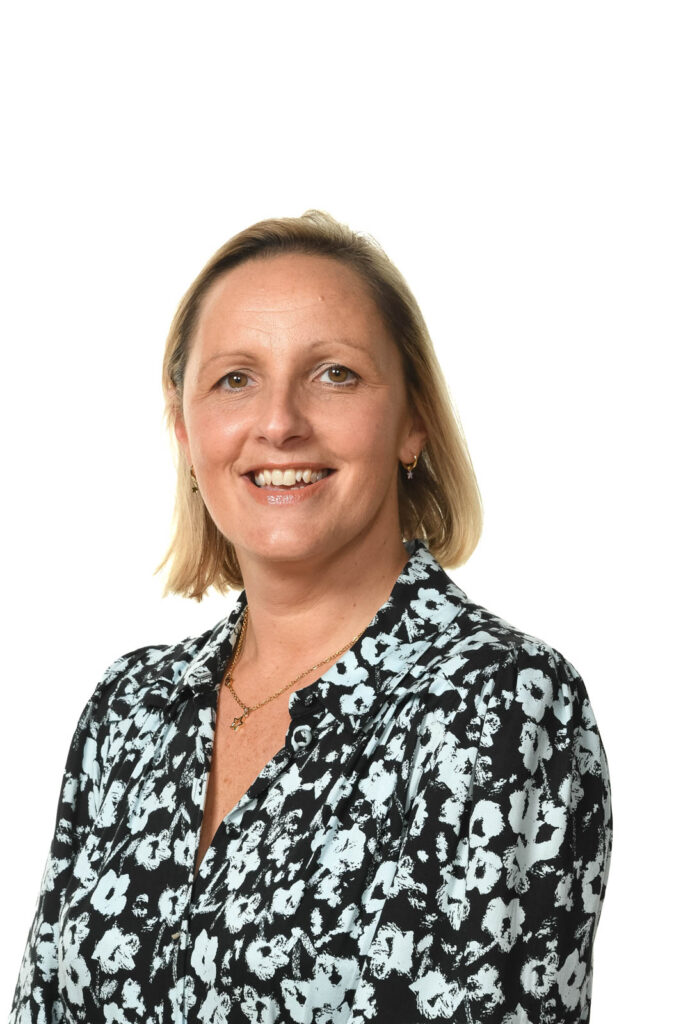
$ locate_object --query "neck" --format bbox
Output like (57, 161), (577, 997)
(233, 530), (409, 680)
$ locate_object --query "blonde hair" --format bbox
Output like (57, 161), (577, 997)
(156, 210), (483, 600)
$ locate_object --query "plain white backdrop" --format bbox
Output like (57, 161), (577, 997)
(1, 2), (680, 1018)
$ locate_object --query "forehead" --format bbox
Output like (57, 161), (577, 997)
(194, 253), (392, 349)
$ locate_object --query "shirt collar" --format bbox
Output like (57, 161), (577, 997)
(144, 539), (469, 725)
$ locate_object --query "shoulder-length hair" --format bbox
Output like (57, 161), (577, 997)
(155, 210), (483, 600)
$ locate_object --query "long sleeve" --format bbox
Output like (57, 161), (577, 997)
(426, 640), (613, 1022)
(9, 676), (108, 1022)
(4, 542), (614, 1021)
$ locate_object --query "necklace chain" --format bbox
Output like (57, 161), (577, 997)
(222, 606), (366, 731)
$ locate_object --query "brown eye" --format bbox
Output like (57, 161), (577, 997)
(320, 365), (357, 386)
(220, 372), (249, 390)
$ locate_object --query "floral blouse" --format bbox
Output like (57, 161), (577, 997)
(9, 539), (612, 1023)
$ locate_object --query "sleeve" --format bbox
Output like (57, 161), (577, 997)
(428, 640), (613, 1023)
(8, 670), (112, 1023)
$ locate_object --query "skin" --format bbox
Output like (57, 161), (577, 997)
(174, 252), (428, 700)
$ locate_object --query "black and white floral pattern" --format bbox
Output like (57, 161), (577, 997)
(10, 539), (612, 1023)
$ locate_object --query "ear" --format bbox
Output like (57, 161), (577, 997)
(173, 407), (192, 467)
(400, 410), (428, 465)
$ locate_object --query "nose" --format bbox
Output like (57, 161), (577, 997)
(255, 377), (312, 447)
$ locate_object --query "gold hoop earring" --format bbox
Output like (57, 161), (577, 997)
(401, 453), (419, 479)
(190, 466), (199, 493)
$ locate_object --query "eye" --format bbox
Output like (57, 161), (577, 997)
(318, 364), (358, 386)
(215, 364), (358, 392)
(217, 372), (251, 390)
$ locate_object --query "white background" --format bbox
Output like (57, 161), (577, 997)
(1, 2), (681, 1018)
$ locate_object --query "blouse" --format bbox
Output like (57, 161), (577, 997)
(9, 538), (612, 1024)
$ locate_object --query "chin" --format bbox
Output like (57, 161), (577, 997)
(234, 532), (351, 566)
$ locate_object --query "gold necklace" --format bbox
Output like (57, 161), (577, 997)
(222, 606), (366, 731)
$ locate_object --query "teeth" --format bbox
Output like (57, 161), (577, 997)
(253, 468), (329, 488)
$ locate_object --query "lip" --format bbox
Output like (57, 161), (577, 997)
(242, 469), (335, 505)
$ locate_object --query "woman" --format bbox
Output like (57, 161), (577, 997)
(10, 211), (612, 1023)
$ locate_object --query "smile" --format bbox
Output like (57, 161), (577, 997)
(250, 467), (332, 489)
(242, 469), (336, 505)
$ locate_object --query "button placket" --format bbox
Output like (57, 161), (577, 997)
(290, 722), (314, 753)
(290, 690), (323, 720)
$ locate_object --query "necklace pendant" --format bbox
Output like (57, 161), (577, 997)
(231, 711), (249, 731)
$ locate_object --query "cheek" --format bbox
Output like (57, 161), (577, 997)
(344, 416), (404, 480)
(187, 408), (241, 459)
(362, 404), (405, 448)
(344, 398), (399, 440)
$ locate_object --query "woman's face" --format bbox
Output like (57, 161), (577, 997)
(174, 253), (427, 573)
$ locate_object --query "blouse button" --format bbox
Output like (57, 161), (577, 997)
(290, 723), (313, 751)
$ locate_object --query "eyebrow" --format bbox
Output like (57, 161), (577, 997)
(198, 339), (381, 374)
